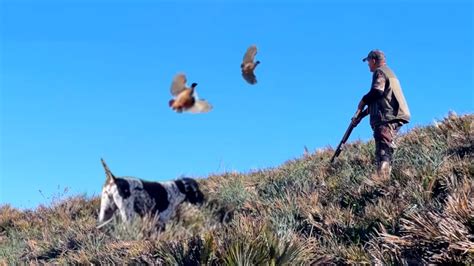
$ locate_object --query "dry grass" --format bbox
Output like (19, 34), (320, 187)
(1, 112), (473, 264)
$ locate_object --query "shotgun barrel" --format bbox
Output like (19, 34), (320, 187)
(330, 109), (366, 163)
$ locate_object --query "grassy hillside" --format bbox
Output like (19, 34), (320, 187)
(1, 112), (473, 264)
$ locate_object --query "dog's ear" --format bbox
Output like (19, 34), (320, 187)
(175, 179), (185, 194)
(101, 158), (117, 184)
(188, 187), (205, 205)
(175, 178), (204, 205)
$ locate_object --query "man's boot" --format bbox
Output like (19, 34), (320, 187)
(377, 161), (391, 180)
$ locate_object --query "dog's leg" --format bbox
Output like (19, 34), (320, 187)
(156, 215), (166, 232)
(119, 208), (133, 223)
(114, 195), (135, 223)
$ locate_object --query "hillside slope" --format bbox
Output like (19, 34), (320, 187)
(1, 113), (473, 264)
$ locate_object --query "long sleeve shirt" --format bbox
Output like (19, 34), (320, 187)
(362, 69), (386, 105)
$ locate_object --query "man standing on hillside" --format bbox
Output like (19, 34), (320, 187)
(352, 49), (411, 179)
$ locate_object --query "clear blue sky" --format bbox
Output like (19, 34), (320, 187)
(1, 0), (472, 209)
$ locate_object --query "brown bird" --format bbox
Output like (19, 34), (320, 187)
(241, 45), (260, 85)
(169, 73), (212, 113)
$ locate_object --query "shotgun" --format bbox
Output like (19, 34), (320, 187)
(330, 108), (367, 163)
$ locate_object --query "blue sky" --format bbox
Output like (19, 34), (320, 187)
(1, 0), (472, 209)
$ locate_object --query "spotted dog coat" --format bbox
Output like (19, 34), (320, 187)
(98, 159), (204, 226)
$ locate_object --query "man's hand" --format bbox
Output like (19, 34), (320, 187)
(351, 116), (362, 127)
(352, 101), (367, 127)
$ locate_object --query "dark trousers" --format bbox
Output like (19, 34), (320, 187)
(373, 122), (402, 165)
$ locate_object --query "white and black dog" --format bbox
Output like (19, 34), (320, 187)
(98, 159), (204, 227)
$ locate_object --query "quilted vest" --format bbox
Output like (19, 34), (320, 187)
(369, 65), (411, 128)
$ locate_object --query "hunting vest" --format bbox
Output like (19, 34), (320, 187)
(369, 65), (411, 128)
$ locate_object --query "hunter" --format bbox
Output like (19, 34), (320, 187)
(352, 49), (411, 178)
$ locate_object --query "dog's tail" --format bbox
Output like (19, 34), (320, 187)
(101, 158), (116, 182)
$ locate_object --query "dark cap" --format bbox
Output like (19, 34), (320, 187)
(362, 49), (385, 62)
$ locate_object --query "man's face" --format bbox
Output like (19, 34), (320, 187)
(367, 58), (377, 72)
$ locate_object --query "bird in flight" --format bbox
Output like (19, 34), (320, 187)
(169, 73), (212, 113)
(241, 45), (260, 85)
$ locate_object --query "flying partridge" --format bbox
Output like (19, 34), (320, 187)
(169, 73), (212, 113)
(241, 45), (260, 85)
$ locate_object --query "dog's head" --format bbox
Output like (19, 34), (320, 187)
(174, 177), (205, 205)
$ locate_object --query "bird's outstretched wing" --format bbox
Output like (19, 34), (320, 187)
(186, 100), (212, 113)
(242, 45), (257, 64)
(170, 73), (187, 96)
(242, 71), (257, 85)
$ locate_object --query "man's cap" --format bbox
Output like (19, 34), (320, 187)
(362, 49), (385, 62)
